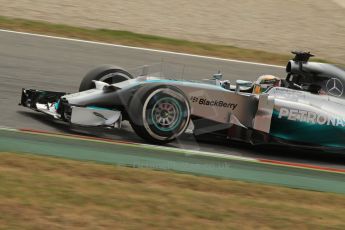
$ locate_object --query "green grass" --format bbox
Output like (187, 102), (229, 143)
(0, 15), (323, 66)
(0, 152), (344, 229)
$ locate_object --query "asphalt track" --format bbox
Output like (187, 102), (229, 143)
(1, 30), (345, 170)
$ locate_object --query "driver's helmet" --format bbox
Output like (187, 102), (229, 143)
(253, 75), (281, 94)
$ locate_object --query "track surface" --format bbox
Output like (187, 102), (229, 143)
(1, 30), (345, 170)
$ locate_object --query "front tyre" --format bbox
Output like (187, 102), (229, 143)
(129, 86), (190, 144)
(79, 65), (132, 92)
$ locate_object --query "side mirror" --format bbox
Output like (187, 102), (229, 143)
(212, 71), (223, 80)
(235, 80), (252, 93)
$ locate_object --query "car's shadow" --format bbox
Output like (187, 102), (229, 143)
(187, 136), (345, 167)
(17, 110), (345, 168)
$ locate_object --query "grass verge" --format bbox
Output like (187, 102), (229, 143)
(0, 152), (344, 229)
(0, 15), (313, 66)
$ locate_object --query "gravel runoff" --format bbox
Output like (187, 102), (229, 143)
(0, 0), (344, 63)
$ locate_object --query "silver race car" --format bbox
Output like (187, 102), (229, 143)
(19, 52), (345, 152)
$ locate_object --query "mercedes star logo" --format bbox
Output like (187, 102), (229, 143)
(326, 78), (344, 97)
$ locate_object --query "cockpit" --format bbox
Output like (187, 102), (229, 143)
(212, 52), (345, 98)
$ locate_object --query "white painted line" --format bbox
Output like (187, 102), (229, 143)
(0, 29), (284, 68)
(137, 142), (258, 162)
(0, 126), (17, 131)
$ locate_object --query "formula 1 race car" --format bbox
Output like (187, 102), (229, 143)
(19, 52), (345, 152)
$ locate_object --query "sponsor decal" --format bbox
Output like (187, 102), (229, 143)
(190, 96), (238, 110)
(326, 78), (344, 97)
(278, 107), (345, 127)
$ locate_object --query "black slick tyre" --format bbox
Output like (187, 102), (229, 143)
(128, 85), (190, 144)
(79, 65), (133, 92)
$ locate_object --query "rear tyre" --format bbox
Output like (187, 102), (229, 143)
(79, 65), (133, 92)
(129, 86), (190, 144)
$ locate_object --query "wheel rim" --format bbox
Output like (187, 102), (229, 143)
(150, 97), (182, 131)
(142, 88), (190, 141)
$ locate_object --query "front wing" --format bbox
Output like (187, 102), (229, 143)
(20, 88), (122, 128)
